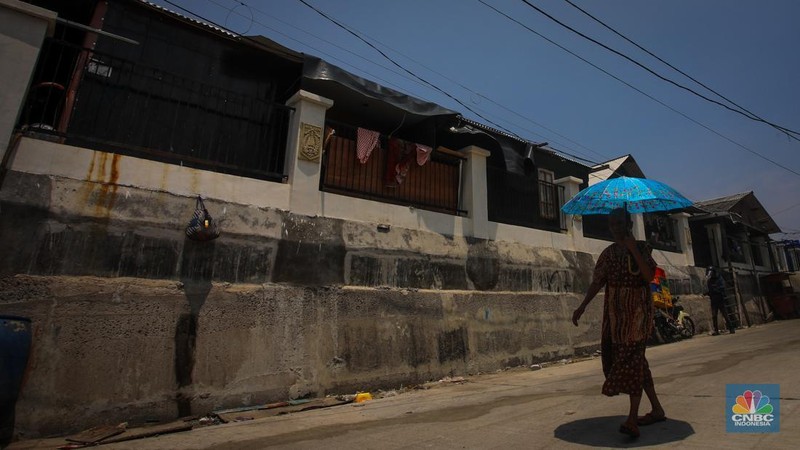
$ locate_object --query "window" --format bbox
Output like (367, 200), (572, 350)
(538, 169), (557, 219)
(644, 213), (679, 252)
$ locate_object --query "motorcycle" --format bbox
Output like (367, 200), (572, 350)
(652, 296), (695, 343)
(650, 268), (695, 344)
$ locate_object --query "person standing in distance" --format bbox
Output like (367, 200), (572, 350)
(705, 266), (735, 335)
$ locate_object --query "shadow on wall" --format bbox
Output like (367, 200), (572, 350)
(175, 238), (214, 417)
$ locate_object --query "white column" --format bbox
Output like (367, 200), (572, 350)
(631, 214), (646, 241)
(0, 0), (56, 162)
(284, 90), (333, 217)
(555, 176), (582, 236)
(460, 145), (490, 239)
(670, 212), (694, 265)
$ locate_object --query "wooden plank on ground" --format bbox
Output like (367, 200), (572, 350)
(99, 422), (193, 444)
(216, 398), (348, 423)
(65, 424), (125, 444)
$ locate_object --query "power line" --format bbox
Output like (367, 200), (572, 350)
(562, 0), (800, 142)
(478, 0), (800, 179)
(293, 12), (609, 161)
(161, 0), (600, 165)
(518, 0), (800, 142)
(773, 201), (800, 216)
(165, 1), (444, 110)
(293, 1), (608, 164)
(203, 0), (602, 163)
(295, 0), (524, 140)
(216, 0), (606, 164)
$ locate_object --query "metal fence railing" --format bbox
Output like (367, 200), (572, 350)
(320, 122), (465, 215)
(20, 38), (293, 182)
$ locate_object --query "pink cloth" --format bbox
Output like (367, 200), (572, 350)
(416, 144), (432, 166)
(356, 127), (380, 164)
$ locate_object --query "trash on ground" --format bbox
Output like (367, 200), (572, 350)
(354, 392), (372, 403)
(438, 376), (467, 384)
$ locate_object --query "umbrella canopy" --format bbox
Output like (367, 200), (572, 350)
(561, 176), (693, 215)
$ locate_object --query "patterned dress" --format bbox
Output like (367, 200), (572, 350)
(592, 241), (657, 396)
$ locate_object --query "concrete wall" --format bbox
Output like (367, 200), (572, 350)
(0, 165), (600, 437)
(1, 274), (600, 437)
(0, 156), (713, 438)
(0, 131), (707, 438)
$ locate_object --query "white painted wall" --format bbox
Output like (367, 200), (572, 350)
(9, 135), (698, 267)
(0, 0), (56, 162)
(10, 138), (291, 210)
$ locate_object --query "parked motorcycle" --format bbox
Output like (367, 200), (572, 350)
(650, 267), (695, 344)
(653, 296), (695, 343)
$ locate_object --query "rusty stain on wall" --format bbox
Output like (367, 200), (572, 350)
(80, 151), (121, 220)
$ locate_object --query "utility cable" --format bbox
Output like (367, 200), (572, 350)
(562, 0), (800, 141)
(209, 0), (597, 160)
(173, 0), (606, 164)
(517, 0), (800, 142)
(294, 0), (526, 141)
(479, 0), (800, 178)
(164, 1), (432, 103)
(291, 1), (606, 163)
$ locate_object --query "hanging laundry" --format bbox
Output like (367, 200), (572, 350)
(384, 138), (403, 186)
(385, 138), (416, 186)
(416, 143), (432, 166)
(356, 127), (380, 164)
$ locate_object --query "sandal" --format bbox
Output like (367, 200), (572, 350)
(638, 412), (667, 426)
(619, 421), (640, 438)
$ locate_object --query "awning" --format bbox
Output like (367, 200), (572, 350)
(301, 55), (458, 129)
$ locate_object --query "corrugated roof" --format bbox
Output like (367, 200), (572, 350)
(136, 0), (239, 38)
(694, 192), (750, 213)
(457, 117), (590, 166)
(692, 191), (780, 234)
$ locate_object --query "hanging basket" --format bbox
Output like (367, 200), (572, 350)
(185, 196), (220, 242)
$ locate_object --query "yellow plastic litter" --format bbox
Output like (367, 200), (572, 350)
(354, 392), (372, 403)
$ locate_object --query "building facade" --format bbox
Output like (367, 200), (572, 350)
(1, 0), (711, 438)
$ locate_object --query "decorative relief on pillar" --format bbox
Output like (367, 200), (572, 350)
(298, 123), (322, 162)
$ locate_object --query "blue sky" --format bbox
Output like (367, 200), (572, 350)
(153, 0), (800, 238)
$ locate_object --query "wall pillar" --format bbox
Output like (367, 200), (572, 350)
(285, 90), (334, 217)
(630, 214), (646, 241)
(0, 0), (56, 164)
(555, 176), (583, 237)
(670, 212), (694, 265)
(460, 145), (491, 239)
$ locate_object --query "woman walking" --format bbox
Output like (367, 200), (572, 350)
(572, 208), (666, 438)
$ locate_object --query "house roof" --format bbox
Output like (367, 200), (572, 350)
(589, 154), (645, 185)
(694, 192), (750, 213)
(137, 0), (238, 39)
(692, 191), (781, 234)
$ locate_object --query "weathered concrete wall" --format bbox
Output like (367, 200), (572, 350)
(0, 168), (714, 438)
(1, 277), (597, 438)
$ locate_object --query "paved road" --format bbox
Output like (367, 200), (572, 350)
(12, 321), (799, 449)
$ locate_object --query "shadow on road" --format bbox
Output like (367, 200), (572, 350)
(554, 415), (694, 447)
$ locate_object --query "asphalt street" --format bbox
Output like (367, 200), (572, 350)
(11, 320), (799, 449)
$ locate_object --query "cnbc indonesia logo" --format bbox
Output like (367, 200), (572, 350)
(727, 384), (780, 433)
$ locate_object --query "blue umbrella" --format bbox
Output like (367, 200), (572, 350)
(561, 176), (693, 215)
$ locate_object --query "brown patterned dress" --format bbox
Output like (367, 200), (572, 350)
(592, 241), (657, 396)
